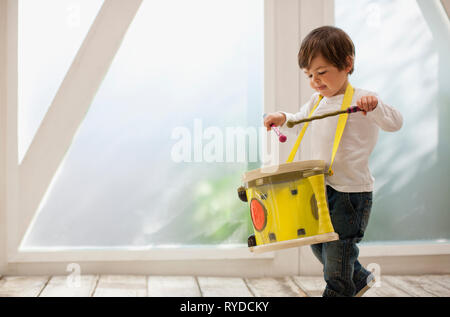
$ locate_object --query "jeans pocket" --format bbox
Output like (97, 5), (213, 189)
(344, 192), (373, 241)
(360, 195), (372, 232)
(360, 209), (370, 233)
(329, 193), (358, 239)
(344, 193), (359, 223)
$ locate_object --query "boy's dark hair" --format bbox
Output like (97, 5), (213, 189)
(298, 26), (355, 74)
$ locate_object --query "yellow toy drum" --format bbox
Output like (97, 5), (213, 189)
(238, 84), (358, 253)
(239, 160), (338, 253)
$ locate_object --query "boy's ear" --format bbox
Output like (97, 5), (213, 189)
(345, 55), (354, 73)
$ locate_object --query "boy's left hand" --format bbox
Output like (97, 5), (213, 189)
(357, 95), (378, 116)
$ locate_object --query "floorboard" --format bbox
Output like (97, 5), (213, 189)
(382, 276), (435, 297)
(93, 275), (147, 297)
(291, 276), (326, 297)
(147, 276), (201, 297)
(39, 275), (99, 297)
(363, 277), (410, 297)
(197, 277), (253, 297)
(245, 277), (307, 297)
(400, 275), (450, 297)
(0, 276), (49, 297)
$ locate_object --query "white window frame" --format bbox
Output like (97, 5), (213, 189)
(1, 0), (449, 277)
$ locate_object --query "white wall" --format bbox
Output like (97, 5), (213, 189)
(0, 0), (8, 274)
(0, 0), (19, 275)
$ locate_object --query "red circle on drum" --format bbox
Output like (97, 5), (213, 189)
(250, 198), (267, 232)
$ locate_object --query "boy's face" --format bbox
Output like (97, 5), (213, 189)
(303, 54), (352, 98)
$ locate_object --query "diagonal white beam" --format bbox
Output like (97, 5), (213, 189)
(417, 0), (450, 50)
(18, 0), (143, 244)
(441, 0), (450, 18)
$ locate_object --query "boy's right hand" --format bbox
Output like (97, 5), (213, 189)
(264, 112), (287, 131)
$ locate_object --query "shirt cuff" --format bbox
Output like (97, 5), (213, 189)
(278, 111), (294, 127)
(366, 99), (383, 119)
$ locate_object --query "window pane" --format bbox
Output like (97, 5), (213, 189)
(22, 0), (263, 248)
(335, 0), (450, 242)
(18, 0), (104, 163)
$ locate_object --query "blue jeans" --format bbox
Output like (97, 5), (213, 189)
(311, 185), (373, 297)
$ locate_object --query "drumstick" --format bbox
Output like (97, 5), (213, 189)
(286, 106), (362, 128)
(263, 114), (287, 143)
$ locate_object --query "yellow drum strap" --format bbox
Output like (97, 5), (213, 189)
(328, 83), (354, 175)
(286, 96), (323, 163)
(286, 84), (354, 176)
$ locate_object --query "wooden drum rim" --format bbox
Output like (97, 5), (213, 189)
(242, 160), (327, 184)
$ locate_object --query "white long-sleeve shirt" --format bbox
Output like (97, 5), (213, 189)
(280, 87), (403, 193)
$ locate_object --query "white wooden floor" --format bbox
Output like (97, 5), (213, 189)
(0, 275), (449, 297)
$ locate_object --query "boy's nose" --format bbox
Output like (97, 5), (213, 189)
(310, 75), (319, 83)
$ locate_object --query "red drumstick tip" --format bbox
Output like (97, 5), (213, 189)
(279, 135), (287, 143)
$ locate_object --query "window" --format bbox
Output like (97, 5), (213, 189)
(20, 0), (264, 248)
(335, 0), (450, 242)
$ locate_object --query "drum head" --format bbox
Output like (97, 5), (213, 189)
(242, 160), (326, 186)
(250, 198), (267, 232)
